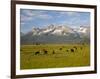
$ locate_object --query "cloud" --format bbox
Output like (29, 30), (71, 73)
(21, 22), (25, 25)
(20, 9), (53, 22)
(21, 9), (36, 16)
(66, 17), (89, 26)
(66, 12), (79, 16)
(37, 14), (52, 19)
(57, 11), (90, 26)
(58, 11), (80, 18)
(21, 15), (33, 22)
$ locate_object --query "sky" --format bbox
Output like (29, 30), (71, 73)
(20, 9), (90, 33)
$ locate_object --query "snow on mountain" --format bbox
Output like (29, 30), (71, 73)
(51, 29), (63, 35)
(21, 25), (90, 44)
(31, 24), (77, 36)
(76, 26), (90, 34)
(23, 25), (90, 37)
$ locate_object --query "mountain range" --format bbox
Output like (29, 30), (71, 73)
(21, 24), (90, 44)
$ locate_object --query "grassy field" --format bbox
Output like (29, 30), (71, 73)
(20, 44), (90, 70)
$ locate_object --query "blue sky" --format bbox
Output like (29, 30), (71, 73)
(20, 9), (90, 33)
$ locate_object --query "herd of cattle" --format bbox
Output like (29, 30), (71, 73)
(33, 46), (83, 55)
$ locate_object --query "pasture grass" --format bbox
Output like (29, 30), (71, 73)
(20, 44), (90, 69)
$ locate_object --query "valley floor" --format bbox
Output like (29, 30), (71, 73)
(20, 44), (90, 69)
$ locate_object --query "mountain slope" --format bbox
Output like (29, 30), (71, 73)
(21, 25), (90, 44)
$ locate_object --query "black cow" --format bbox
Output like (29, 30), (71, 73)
(43, 49), (48, 54)
(73, 46), (77, 50)
(35, 43), (40, 45)
(35, 51), (40, 55)
(80, 47), (83, 50)
(70, 49), (74, 52)
(66, 49), (69, 52)
(20, 49), (23, 51)
(52, 50), (55, 54)
(59, 48), (62, 50)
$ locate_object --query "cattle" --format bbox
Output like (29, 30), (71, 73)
(35, 51), (40, 55)
(66, 49), (69, 52)
(80, 47), (83, 50)
(20, 49), (23, 51)
(82, 43), (85, 45)
(59, 48), (62, 50)
(35, 43), (40, 45)
(43, 49), (48, 55)
(73, 46), (77, 50)
(70, 49), (74, 52)
(52, 50), (55, 54)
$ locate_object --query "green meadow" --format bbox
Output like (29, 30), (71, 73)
(20, 44), (90, 70)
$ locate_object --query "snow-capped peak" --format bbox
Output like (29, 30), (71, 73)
(75, 26), (90, 34)
(31, 25), (89, 36)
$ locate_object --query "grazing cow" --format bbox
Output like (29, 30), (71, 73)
(43, 49), (48, 54)
(36, 43), (40, 45)
(59, 48), (62, 50)
(82, 43), (85, 45)
(35, 51), (40, 55)
(80, 47), (83, 50)
(73, 46), (77, 50)
(52, 50), (55, 54)
(70, 49), (74, 52)
(66, 49), (69, 52)
(20, 49), (23, 51)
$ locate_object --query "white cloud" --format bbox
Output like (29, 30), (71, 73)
(21, 9), (36, 16)
(20, 15), (33, 21)
(59, 11), (80, 17)
(21, 9), (53, 22)
(21, 22), (25, 25)
(66, 12), (78, 16)
(37, 14), (52, 19)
